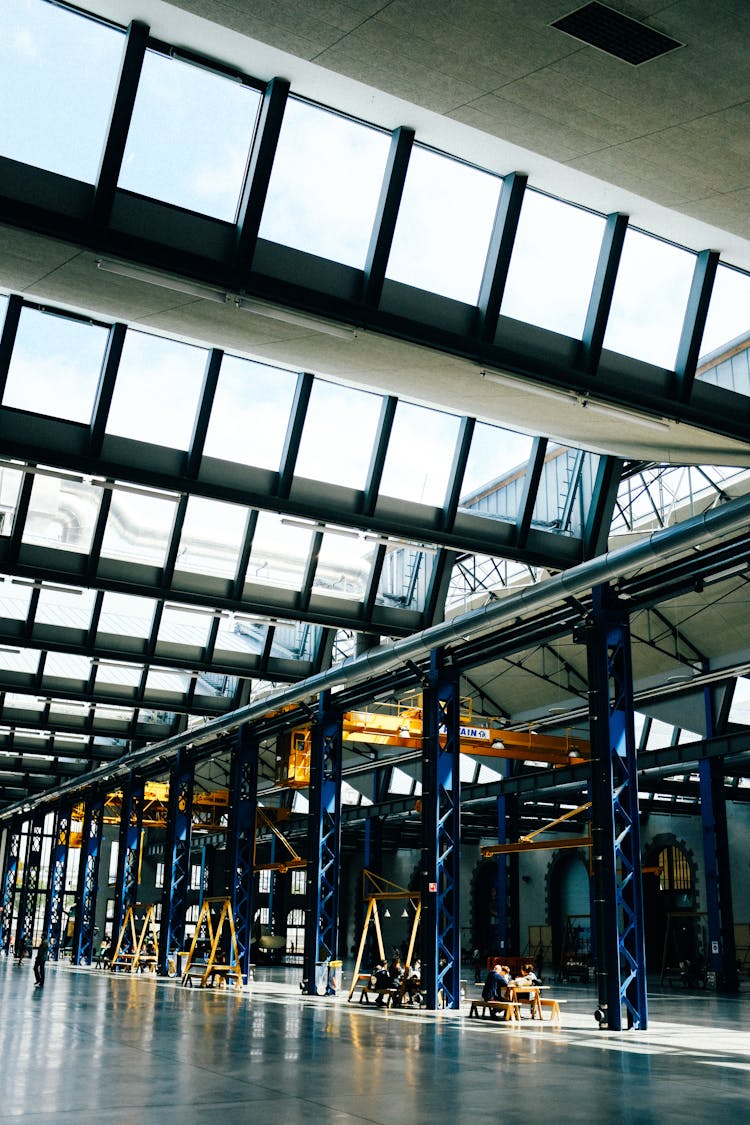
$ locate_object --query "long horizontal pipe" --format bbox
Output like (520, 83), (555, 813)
(4, 490), (750, 823)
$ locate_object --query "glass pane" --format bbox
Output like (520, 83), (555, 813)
(294, 379), (382, 489)
(270, 620), (320, 662)
(246, 512), (311, 592)
(3, 308), (109, 422)
(175, 497), (247, 579)
(698, 265), (750, 397)
(603, 229), (695, 368)
(95, 661), (143, 688)
(23, 473), (104, 554)
(531, 445), (599, 537)
(0, 576), (32, 620)
(379, 401), (460, 506)
(313, 530), (373, 602)
(0, 0), (124, 181)
(376, 542), (436, 612)
(0, 464), (24, 537)
(203, 355), (299, 469)
(259, 99), (390, 268)
(214, 614), (269, 657)
(728, 677), (750, 725)
(460, 422), (535, 521)
(35, 585), (96, 630)
(386, 147), (502, 303)
(106, 331), (207, 449)
(97, 592), (156, 638)
(157, 605), (212, 647)
(500, 192), (605, 337)
(43, 652), (92, 680)
(100, 487), (179, 567)
(145, 668), (189, 695)
(644, 718), (673, 750)
(119, 50), (260, 221)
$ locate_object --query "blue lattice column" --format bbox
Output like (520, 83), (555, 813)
(112, 775), (144, 947)
(73, 795), (104, 965)
(699, 714), (739, 993)
(46, 805), (72, 960)
(584, 585), (648, 1030)
(421, 649), (461, 1010)
(495, 792), (509, 956)
(303, 692), (342, 995)
(158, 750), (194, 975)
(228, 724), (258, 983)
(15, 813), (44, 957)
(1, 822), (22, 954)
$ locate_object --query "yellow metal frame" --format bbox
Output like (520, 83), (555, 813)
(254, 807), (307, 873)
(481, 802), (592, 856)
(347, 871), (421, 1002)
(109, 903), (159, 973)
(181, 897), (243, 989)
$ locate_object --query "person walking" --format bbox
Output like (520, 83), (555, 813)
(34, 937), (49, 987)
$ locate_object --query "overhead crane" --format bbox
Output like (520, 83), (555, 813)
(277, 697), (590, 788)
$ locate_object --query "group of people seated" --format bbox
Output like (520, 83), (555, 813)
(482, 960), (542, 1008)
(370, 953), (423, 1006)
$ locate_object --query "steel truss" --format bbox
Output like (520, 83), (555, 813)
(46, 805), (72, 960)
(421, 650), (461, 1010)
(73, 795), (104, 965)
(228, 725), (258, 983)
(585, 585), (648, 1030)
(158, 750), (194, 975)
(0, 822), (21, 953)
(303, 692), (342, 994)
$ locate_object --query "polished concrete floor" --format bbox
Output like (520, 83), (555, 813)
(1, 957), (747, 1123)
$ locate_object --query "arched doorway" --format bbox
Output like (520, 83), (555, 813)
(547, 850), (590, 975)
(470, 859), (501, 958)
(642, 836), (700, 978)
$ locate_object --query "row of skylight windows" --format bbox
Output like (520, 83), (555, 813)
(1, 1), (749, 380)
(0, 295), (598, 544)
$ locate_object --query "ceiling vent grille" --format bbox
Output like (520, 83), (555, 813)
(552, 2), (683, 65)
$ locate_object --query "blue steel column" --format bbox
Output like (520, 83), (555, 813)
(112, 775), (144, 945)
(495, 792), (509, 956)
(303, 691), (343, 994)
(421, 649), (461, 1010)
(158, 750), (194, 975)
(0, 822), (22, 954)
(585, 585), (648, 1030)
(15, 814), (44, 956)
(46, 805), (72, 960)
(699, 685), (738, 991)
(73, 795), (104, 965)
(228, 724), (258, 983)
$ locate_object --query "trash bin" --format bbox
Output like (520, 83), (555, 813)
(315, 961), (330, 995)
(328, 960), (343, 994)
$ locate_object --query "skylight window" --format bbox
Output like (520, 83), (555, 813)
(294, 379), (382, 489)
(100, 487), (179, 567)
(313, 532), (372, 603)
(157, 604), (213, 648)
(728, 677), (750, 725)
(697, 265), (750, 397)
(43, 652), (91, 681)
(3, 307), (109, 423)
(500, 191), (605, 338)
(35, 585), (96, 630)
(23, 474), (104, 554)
(259, 98), (390, 268)
(460, 422), (534, 522)
(379, 401), (460, 506)
(603, 229), (695, 369)
(386, 146), (502, 303)
(246, 512), (311, 593)
(119, 49), (261, 221)
(174, 496), (248, 580)
(97, 591), (156, 639)
(203, 355), (299, 470)
(0, 0), (124, 182)
(106, 331), (207, 449)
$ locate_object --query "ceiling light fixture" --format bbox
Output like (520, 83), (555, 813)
(95, 258), (357, 340)
(279, 517), (360, 539)
(480, 370), (671, 432)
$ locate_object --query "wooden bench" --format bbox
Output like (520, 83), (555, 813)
(539, 998), (566, 1026)
(358, 986), (397, 1007)
(468, 999), (521, 1023)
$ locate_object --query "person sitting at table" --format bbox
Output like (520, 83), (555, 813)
(402, 960), (423, 1006)
(516, 962), (542, 986)
(482, 960), (511, 1005)
(371, 958), (391, 1004)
